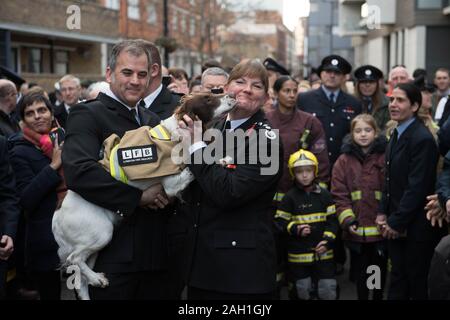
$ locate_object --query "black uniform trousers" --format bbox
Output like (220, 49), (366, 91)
(29, 270), (61, 300)
(89, 270), (172, 300)
(0, 261), (6, 299)
(348, 242), (387, 300)
(387, 238), (437, 300)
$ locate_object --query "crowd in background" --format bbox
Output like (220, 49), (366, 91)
(1, 39), (450, 300)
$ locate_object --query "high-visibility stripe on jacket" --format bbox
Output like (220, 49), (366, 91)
(149, 124), (171, 140)
(350, 190), (382, 202)
(110, 144), (128, 183)
(288, 249), (334, 264)
(338, 208), (356, 225)
(331, 136), (386, 243)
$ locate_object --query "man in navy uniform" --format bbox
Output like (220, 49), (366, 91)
(296, 55), (362, 167)
(297, 55), (361, 273)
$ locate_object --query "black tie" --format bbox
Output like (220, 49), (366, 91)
(329, 93), (335, 103)
(139, 100), (146, 108)
(130, 108), (140, 125)
(390, 128), (398, 158)
(224, 121), (231, 130)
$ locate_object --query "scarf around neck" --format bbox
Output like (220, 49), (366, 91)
(21, 122), (67, 209)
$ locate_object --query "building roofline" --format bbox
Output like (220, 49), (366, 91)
(0, 22), (119, 44)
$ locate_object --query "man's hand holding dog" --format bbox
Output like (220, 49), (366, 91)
(0, 235), (14, 260)
(139, 183), (169, 210)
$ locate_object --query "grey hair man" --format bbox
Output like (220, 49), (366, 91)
(86, 81), (110, 100)
(201, 67), (229, 93)
(54, 74), (82, 128)
(388, 66), (410, 94)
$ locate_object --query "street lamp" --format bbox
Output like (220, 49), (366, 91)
(163, 0), (169, 67)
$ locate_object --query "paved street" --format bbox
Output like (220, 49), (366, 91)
(60, 249), (372, 300)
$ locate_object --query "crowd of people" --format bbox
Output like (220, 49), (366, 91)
(0, 38), (450, 300)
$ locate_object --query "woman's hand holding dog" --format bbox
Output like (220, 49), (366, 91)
(177, 114), (203, 147)
(139, 183), (169, 210)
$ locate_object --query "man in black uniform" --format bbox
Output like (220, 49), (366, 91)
(297, 55), (361, 273)
(296, 55), (362, 166)
(0, 136), (20, 299)
(139, 41), (180, 121)
(62, 39), (170, 300)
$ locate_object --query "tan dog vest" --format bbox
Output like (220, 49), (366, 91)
(98, 125), (181, 183)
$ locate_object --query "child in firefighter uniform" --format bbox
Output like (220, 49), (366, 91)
(274, 150), (338, 300)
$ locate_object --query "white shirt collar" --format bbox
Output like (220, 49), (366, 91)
(142, 84), (163, 109)
(64, 103), (71, 114)
(103, 86), (135, 111)
(226, 115), (251, 131)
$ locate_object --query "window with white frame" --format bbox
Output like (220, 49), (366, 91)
(147, 3), (157, 24)
(181, 14), (187, 33)
(417, 0), (442, 9)
(105, 0), (120, 10)
(127, 0), (140, 20)
(172, 11), (178, 31)
(11, 48), (18, 72)
(28, 48), (42, 73)
(55, 50), (69, 75)
(190, 17), (196, 37)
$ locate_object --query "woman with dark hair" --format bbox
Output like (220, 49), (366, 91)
(168, 67), (189, 95)
(353, 65), (390, 130)
(376, 83), (446, 300)
(266, 76), (330, 297)
(9, 92), (65, 300)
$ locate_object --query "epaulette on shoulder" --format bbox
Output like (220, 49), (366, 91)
(83, 98), (97, 104)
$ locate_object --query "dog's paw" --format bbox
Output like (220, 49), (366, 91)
(88, 272), (109, 288)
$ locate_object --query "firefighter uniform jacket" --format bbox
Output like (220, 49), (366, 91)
(274, 183), (338, 265)
(178, 110), (282, 295)
(331, 135), (386, 243)
(296, 87), (362, 166)
(266, 106), (330, 199)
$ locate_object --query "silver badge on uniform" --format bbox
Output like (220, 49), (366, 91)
(265, 130), (276, 140)
(331, 59), (338, 66)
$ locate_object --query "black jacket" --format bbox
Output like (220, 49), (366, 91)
(62, 92), (166, 273)
(0, 110), (20, 137)
(53, 103), (69, 129)
(275, 183), (338, 256)
(0, 136), (19, 240)
(438, 116), (450, 156)
(381, 118), (445, 241)
(437, 151), (450, 210)
(178, 110), (282, 294)
(145, 86), (181, 120)
(8, 134), (60, 271)
(296, 87), (362, 166)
